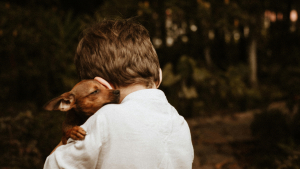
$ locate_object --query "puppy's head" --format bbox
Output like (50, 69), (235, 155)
(44, 80), (120, 117)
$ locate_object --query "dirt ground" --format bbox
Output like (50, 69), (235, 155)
(187, 110), (259, 169)
(187, 101), (292, 169)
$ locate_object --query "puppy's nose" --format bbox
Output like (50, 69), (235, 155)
(113, 90), (120, 95)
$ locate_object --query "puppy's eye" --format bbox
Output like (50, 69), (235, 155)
(90, 89), (100, 95)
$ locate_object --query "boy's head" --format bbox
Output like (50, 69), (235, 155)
(75, 19), (161, 88)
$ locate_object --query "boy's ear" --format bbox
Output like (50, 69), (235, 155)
(94, 77), (113, 89)
(156, 68), (162, 88)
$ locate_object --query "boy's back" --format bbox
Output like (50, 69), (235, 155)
(97, 89), (193, 168)
(44, 89), (194, 169)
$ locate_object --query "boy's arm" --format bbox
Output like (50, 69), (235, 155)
(44, 112), (108, 169)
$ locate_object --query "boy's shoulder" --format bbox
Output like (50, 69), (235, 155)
(93, 103), (121, 118)
(121, 89), (168, 103)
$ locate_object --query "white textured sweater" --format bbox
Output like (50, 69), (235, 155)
(44, 89), (194, 169)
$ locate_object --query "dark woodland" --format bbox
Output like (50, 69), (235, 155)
(1, 0), (300, 168)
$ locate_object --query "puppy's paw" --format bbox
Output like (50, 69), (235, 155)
(67, 126), (87, 141)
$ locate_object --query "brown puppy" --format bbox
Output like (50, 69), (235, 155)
(44, 79), (120, 144)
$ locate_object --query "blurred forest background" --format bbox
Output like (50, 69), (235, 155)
(1, 0), (300, 168)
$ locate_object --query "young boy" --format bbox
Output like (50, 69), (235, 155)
(44, 19), (194, 169)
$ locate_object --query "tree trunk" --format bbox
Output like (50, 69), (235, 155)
(204, 46), (212, 68)
(249, 38), (258, 88)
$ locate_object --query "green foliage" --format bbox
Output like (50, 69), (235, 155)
(251, 110), (291, 145)
(1, 0), (300, 168)
(162, 55), (262, 116)
(0, 3), (80, 105)
(250, 109), (300, 168)
(0, 2), (81, 168)
(0, 110), (42, 168)
(0, 109), (63, 169)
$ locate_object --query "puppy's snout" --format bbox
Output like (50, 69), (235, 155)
(113, 90), (120, 95)
(111, 90), (120, 103)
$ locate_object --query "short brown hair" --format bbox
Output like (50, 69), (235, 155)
(75, 19), (160, 88)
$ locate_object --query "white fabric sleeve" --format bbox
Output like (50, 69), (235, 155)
(43, 112), (108, 169)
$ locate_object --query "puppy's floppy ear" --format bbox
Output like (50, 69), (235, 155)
(43, 93), (75, 112)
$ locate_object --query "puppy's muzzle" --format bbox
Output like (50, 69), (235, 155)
(113, 90), (120, 95)
(110, 90), (120, 103)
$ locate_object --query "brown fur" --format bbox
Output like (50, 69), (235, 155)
(44, 79), (120, 144)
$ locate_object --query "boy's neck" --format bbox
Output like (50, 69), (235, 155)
(118, 83), (156, 103)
